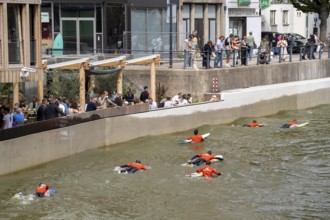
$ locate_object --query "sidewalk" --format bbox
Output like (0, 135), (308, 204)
(125, 52), (329, 70)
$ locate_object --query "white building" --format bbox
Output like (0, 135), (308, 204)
(226, 0), (261, 44)
(261, 0), (306, 37)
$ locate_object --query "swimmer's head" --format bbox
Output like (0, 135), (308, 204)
(194, 129), (198, 135)
(136, 160), (141, 164)
(206, 161), (211, 165)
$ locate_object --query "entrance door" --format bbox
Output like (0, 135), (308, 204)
(62, 18), (95, 55)
(195, 19), (204, 50)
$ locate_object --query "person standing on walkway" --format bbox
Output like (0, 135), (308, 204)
(240, 35), (248, 66)
(247, 32), (256, 60)
(214, 36), (224, 68)
(225, 34), (234, 67)
(184, 35), (193, 69)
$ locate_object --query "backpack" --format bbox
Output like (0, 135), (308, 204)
(225, 37), (230, 46)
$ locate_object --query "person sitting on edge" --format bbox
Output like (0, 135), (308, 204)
(243, 120), (263, 127)
(188, 129), (204, 143)
(188, 150), (217, 166)
(35, 183), (50, 197)
(196, 161), (222, 178)
(119, 160), (148, 174)
(140, 86), (149, 103)
(281, 119), (298, 128)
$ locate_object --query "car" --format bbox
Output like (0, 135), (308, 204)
(281, 33), (307, 53)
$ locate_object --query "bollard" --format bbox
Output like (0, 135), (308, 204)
(212, 76), (219, 92)
(299, 47), (302, 61)
(207, 51), (210, 69)
(279, 48), (282, 63)
(257, 48), (260, 65)
(232, 49), (236, 67)
(246, 49), (248, 66)
(319, 46), (322, 59)
(183, 49), (187, 69)
(309, 45), (313, 60)
(289, 46), (292, 62)
(220, 49), (223, 68)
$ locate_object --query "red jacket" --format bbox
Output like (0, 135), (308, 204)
(199, 153), (217, 161)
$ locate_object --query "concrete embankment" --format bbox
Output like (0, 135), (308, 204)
(124, 59), (330, 100)
(1, 79), (330, 175)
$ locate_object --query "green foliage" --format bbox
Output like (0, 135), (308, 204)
(46, 69), (80, 102)
(156, 82), (168, 104)
(93, 74), (118, 96)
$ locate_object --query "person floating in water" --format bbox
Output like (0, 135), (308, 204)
(281, 119), (298, 128)
(243, 120), (263, 127)
(188, 129), (204, 143)
(188, 150), (219, 166)
(119, 160), (148, 174)
(196, 161), (222, 178)
(35, 183), (51, 197)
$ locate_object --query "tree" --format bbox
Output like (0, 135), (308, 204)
(290, 0), (329, 44)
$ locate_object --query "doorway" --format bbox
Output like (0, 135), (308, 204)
(62, 18), (95, 55)
(229, 17), (246, 39)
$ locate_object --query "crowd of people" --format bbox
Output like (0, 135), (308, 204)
(0, 86), (219, 129)
(184, 30), (325, 70)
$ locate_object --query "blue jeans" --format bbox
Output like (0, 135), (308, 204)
(249, 46), (254, 60)
(214, 51), (222, 67)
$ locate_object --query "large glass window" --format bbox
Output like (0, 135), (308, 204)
(106, 4), (125, 52)
(8, 4), (21, 64)
(41, 3), (52, 55)
(270, 10), (276, 25)
(282, 10), (289, 25)
(61, 4), (94, 18)
(131, 8), (176, 53)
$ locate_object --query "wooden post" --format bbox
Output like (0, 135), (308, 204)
(22, 4), (30, 66)
(79, 62), (86, 112)
(117, 68), (123, 94)
(34, 5), (43, 101)
(150, 59), (156, 100)
(13, 82), (19, 107)
(2, 3), (8, 70)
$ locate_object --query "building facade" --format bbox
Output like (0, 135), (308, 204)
(0, 0), (43, 105)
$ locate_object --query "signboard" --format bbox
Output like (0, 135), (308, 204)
(260, 0), (271, 10)
(238, 0), (251, 7)
(41, 12), (49, 23)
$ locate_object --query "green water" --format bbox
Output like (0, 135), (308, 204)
(0, 105), (329, 220)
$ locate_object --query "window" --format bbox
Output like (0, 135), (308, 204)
(270, 10), (276, 25)
(282, 10), (289, 25)
(297, 11), (301, 17)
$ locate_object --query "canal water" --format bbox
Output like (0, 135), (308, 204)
(0, 105), (329, 220)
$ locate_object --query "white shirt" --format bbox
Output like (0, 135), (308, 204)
(164, 101), (173, 108)
(149, 101), (158, 110)
(172, 95), (180, 106)
(178, 99), (189, 106)
(3, 113), (13, 129)
(59, 103), (65, 113)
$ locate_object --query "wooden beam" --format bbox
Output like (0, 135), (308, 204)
(46, 58), (89, 70)
(13, 82), (19, 108)
(126, 54), (160, 65)
(2, 3), (8, 70)
(117, 69), (123, 94)
(150, 59), (156, 100)
(89, 56), (126, 68)
(79, 61), (87, 112)
(22, 4), (30, 66)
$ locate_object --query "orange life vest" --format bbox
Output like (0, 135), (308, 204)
(188, 135), (204, 143)
(127, 163), (147, 170)
(196, 165), (220, 178)
(36, 185), (47, 194)
(199, 153), (216, 161)
(248, 122), (262, 127)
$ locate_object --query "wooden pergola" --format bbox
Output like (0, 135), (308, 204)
(43, 54), (160, 112)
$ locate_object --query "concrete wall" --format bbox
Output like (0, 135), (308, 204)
(1, 78), (330, 175)
(124, 59), (330, 100)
